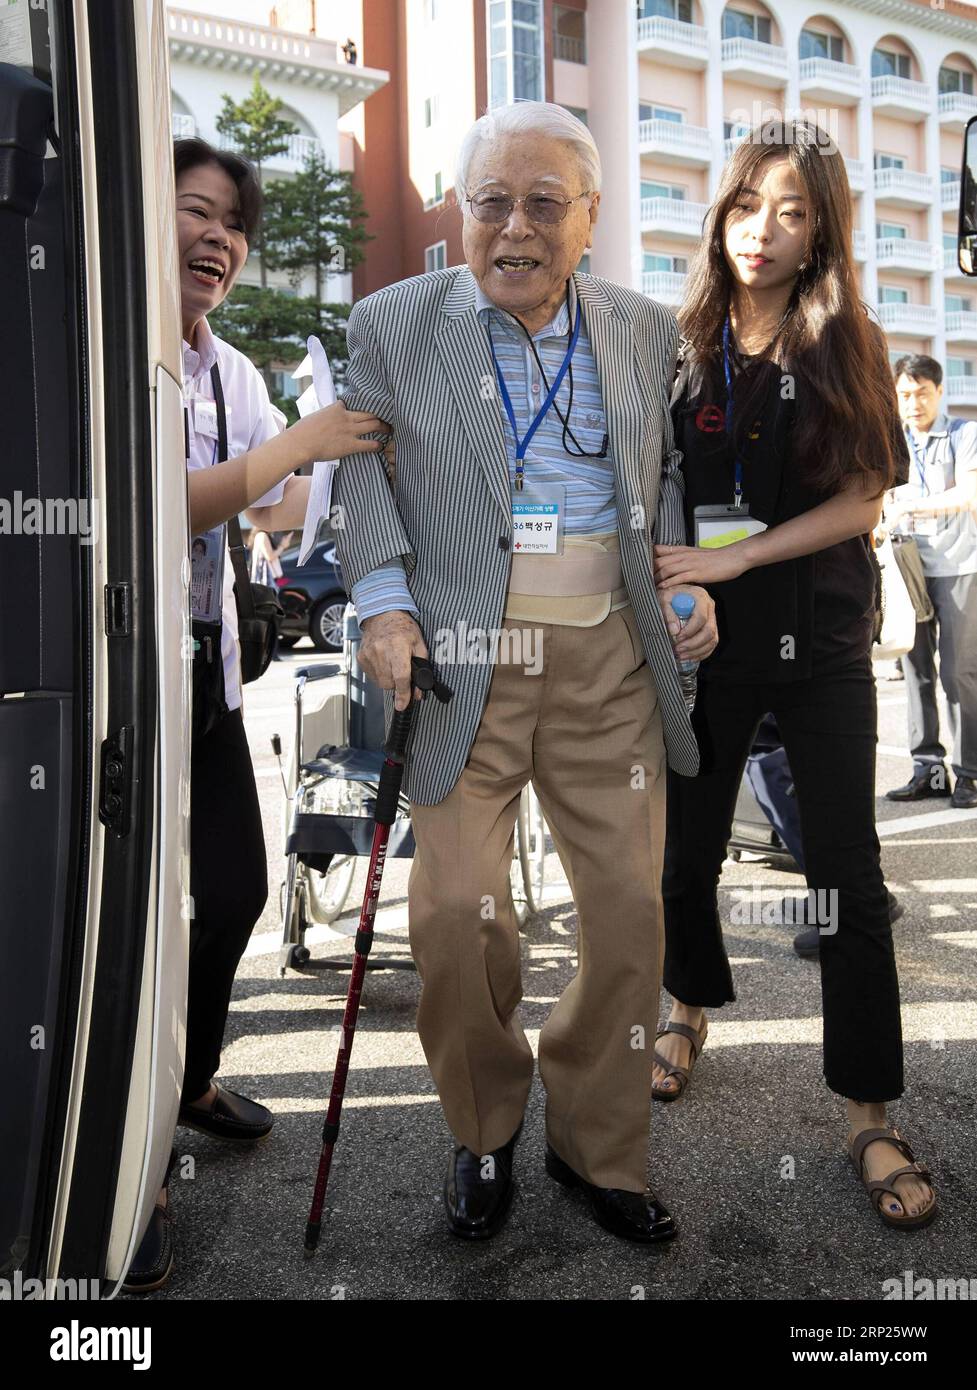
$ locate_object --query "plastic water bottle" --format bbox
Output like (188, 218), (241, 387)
(670, 592), (698, 712)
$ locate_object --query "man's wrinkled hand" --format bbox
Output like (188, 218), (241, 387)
(657, 584), (718, 663)
(358, 610), (429, 711)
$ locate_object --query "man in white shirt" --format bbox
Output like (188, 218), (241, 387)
(886, 355), (977, 810)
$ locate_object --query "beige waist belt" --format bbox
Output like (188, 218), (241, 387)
(504, 531), (630, 628)
(508, 548), (623, 596)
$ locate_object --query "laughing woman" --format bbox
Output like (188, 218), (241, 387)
(651, 122), (936, 1230)
(123, 138), (387, 1292)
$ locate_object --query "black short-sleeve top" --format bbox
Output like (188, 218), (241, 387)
(670, 341), (909, 683)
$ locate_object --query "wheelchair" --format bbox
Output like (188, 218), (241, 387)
(277, 606), (548, 976)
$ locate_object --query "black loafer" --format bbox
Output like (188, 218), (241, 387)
(121, 1203), (174, 1294)
(178, 1085), (274, 1143)
(444, 1122), (521, 1240)
(886, 766), (951, 801)
(951, 776), (977, 810)
(544, 1143), (677, 1243)
(792, 892), (904, 959)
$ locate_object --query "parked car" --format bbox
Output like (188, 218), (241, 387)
(276, 532), (349, 652)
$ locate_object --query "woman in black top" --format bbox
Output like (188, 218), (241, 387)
(651, 122), (936, 1229)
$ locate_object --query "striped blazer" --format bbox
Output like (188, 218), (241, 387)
(333, 264), (700, 805)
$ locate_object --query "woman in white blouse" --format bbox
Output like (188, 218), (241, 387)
(123, 137), (385, 1293)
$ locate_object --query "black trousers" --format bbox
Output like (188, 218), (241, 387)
(663, 662), (904, 1102)
(182, 706), (268, 1104)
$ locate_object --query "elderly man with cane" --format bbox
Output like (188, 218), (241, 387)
(332, 102), (717, 1243)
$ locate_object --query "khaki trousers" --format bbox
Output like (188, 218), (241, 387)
(407, 604), (666, 1192)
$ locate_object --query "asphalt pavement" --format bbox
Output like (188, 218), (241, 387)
(143, 645), (977, 1301)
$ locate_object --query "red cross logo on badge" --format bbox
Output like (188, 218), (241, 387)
(696, 403), (725, 433)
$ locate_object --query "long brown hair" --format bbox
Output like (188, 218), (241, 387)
(678, 120), (902, 497)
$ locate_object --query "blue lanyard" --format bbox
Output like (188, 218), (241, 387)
(489, 297), (582, 491)
(722, 316), (745, 508)
(904, 426), (929, 494)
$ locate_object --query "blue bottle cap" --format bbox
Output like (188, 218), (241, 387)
(670, 593), (696, 620)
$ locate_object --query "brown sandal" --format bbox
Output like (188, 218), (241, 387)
(848, 1127), (938, 1231)
(652, 1017), (708, 1102)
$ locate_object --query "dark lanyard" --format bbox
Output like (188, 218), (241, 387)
(904, 426), (930, 494)
(489, 297), (582, 491)
(722, 315), (746, 509)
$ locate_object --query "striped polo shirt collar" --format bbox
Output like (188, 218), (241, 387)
(473, 273), (579, 342)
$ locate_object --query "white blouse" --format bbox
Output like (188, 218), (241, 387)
(182, 317), (286, 711)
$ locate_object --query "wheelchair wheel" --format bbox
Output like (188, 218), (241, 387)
(305, 854), (356, 925)
(515, 783), (547, 918)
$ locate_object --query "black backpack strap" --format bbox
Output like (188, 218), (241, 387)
(210, 359), (255, 621)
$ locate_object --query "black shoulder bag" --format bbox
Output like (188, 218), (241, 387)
(210, 362), (284, 686)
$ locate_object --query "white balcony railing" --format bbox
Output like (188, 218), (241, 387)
(172, 112), (197, 139)
(798, 57), (861, 91)
(642, 271), (687, 305)
(554, 33), (585, 64)
(875, 238), (938, 270)
(845, 158), (866, 192)
(876, 301), (939, 333)
(168, 8), (339, 67)
(637, 118), (711, 159)
(945, 311), (977, 339)
(636, 15), (708, 61)
(721, 36), (789, 77)
(871, 75), (932, 114)
(639, 197), (708, 235)
(942, 179), (962, 211)
(944, 375), (977, 403)
(938, 90), (977, 125)
(874, 167), (933, 202)
(945, 244), (972, 274)
(219, 131), (322, 168)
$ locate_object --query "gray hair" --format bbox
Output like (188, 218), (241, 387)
(454, 101), (601, 207)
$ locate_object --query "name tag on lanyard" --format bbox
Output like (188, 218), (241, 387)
(184, 378), (227, 622)
(512, 479), (565, 554)
(191, 526), (226, 623)
(490, 298), (581, 558)
(903, 429), (944, 536)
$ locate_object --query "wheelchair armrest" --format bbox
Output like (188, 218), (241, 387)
(296, 663), (342, 683)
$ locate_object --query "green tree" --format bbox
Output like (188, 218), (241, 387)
(261, 147), (371, 300)
(209, 286), (352, 422)
(215, 77), (298, 287)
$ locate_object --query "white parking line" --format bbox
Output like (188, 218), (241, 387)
(878, 806), (977, 837)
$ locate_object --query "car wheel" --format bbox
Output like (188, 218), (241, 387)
(311, 596), (346, 652)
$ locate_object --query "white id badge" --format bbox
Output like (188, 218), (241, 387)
(693, 504), (768, 549)
(194, 398), (230, 441)
(908, 512), (942, 538)
(190, 527), (226, 623)
(512, 480), (565, 555)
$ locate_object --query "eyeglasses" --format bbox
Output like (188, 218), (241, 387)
(466, 190), (593, 225)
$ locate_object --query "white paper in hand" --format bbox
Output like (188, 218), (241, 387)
(298, 335), (339, 566)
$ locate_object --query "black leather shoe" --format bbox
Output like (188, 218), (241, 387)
(886, 765), (951, 801)
(121, 1202), (174, 1294)
(951, 776), (977, 810)
(793, 891), (904, 960)
(443, 1123), (521, 1240)
(178, 1085), (274, 1143)
(544, 1143), (677, 1243)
